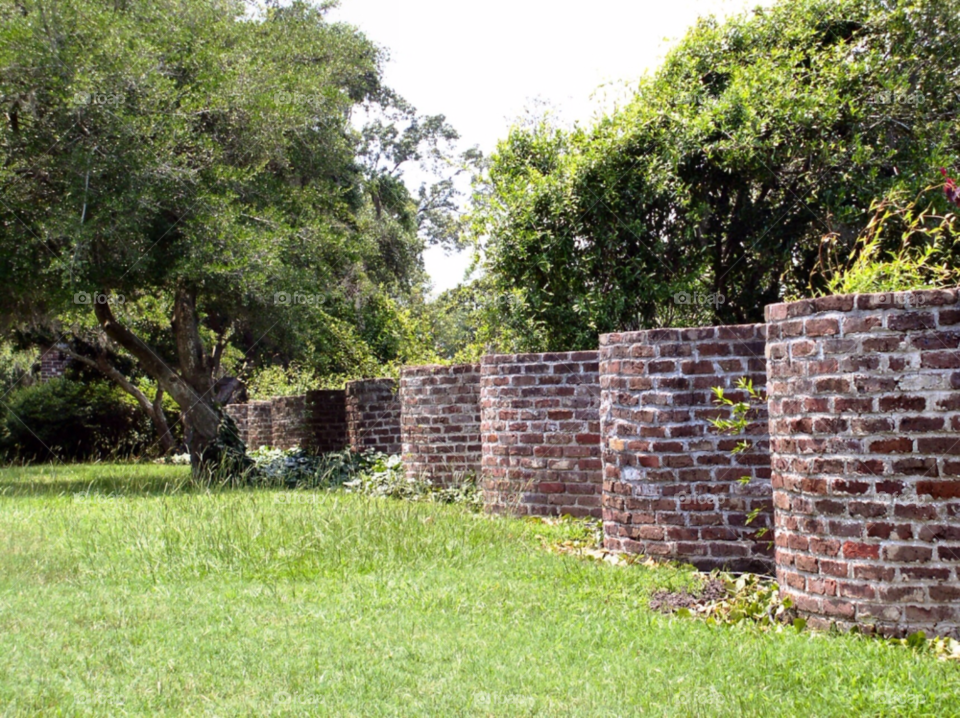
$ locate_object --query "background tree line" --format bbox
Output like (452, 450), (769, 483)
(3, 0), (959, 465)
(471, 0), (960, 351)
(0, 0), (475, 465)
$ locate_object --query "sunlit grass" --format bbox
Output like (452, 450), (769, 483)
(0, 464), (957, 716)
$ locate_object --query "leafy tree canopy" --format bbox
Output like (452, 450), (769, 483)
(473, 0), (960, 351)
(0, 0), (463, 464)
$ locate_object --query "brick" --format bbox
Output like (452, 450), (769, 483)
(916, 438), (960, 455)
(879, 396), (926, 412)
(820, 560), (849, 577)
(888, 312), (936, 331)
(916, 481), (960, 500)
(899, 416), (944, 433)
(347, 379), (402, 455)
(882, 545), (933, 562)
(805, 318), (840, 336)
(868, 438), (912, 454)
(598, 324), (771, 572)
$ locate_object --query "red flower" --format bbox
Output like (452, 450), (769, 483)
(942, 167), (960, 207)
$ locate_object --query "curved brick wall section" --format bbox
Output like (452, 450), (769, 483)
(305, 390), (348, 454)
(480, 352), (602, 518)
(39, 344), (70, 382)
(400, 364), (482, 485)
(225, 391), (348, 452)
(270, 395), (308, 449)
(767, 290), (960, 638)
(346, 378), (402, 455)
(225, 400), (275, 450)
(599, 325), (772, 572)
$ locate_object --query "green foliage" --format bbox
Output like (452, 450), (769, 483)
(239, 446), (484, 508)
(0, 378), (152, 461)
(538, 515), (606, 554)
(242, 289), (452, 394)
(812, 189), (960, 296)
(245, 364), (324, 400)
(473, 0), (960, 350)
(0, 0), (465, 441)
(0, 341), (38, 398)
(246, 446), (362, 489)
(710, 378), (765, 454)
(668, 572), (801, 632)
(343, 453), (483, 509)
(711, 378), (768, 533)
(664, 571), (960, 661)
(196, 411), (253, 478)
(3, 463), (959, 714)
(418, 279), (487, 361)
(705, 574), (799, 630)
(891, 633), (960, 662)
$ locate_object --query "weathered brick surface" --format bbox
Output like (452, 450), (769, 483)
(346, 378), (402, 455)
(270, 395), (308, 449)
(305, 390), (348, 454)
(39, 344), (70, 382)
(226, 381), (400, 455)
(400, 364), (482, 485)
(225, 390), (348, 452)
(599, 325), (773, 572)
(480, 352), (602, 518)
(766, 289), (960, 638)
(225, 400), (276, 449)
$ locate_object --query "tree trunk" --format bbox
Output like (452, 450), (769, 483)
(93, 294), (227, 471)
(148, 384), (176, 455)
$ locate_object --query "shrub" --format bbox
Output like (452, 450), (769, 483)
(242, 446), (483, 509)
(0, 342), (39, 397)
(0, 378), (153, 462)
(245, 364), (324, 400)
(811, 186), (959, 296)
(343, 453), (482, 509)
(247, 446), (362, 488)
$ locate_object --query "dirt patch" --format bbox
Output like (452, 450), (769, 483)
(649, 577), (726, 613)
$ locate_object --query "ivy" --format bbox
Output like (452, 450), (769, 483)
(710, 377), (769, 536)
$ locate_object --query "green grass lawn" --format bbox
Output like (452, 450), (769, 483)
(0, 464), (958, 716)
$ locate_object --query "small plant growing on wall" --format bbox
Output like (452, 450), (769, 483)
(710, 377), (768, 537)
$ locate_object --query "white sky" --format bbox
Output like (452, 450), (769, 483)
(329, 0), (776, 294)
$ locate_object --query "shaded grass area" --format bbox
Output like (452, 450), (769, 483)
(0, 464), (958, 716)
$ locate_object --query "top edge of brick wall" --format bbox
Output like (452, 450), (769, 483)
(305, 389), (345, 398)
(345, 377), (396, 390)
(400, 363), (480, 377)
(231, 398), (275, 407)
(481, 350), (598, 365)
(765, 288), (960, 321)
(599, 323), (766, 346)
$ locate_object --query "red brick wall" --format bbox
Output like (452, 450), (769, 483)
(270, 395), (307, 450)
(480, 352), (602, 517)
(304, 390), (348, 454)
(226, 381), (403, 456)
(39, 345), (70, 382)
(225, 391), (348, 453)
(599, 325), (772, 572)
(400, 364), (482, 485)
(225, 400), (275, 450)
(767, 289), (960, 638)
(346, 378), (402, 455)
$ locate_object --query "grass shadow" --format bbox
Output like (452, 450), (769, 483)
(0, 463), (247, 499)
